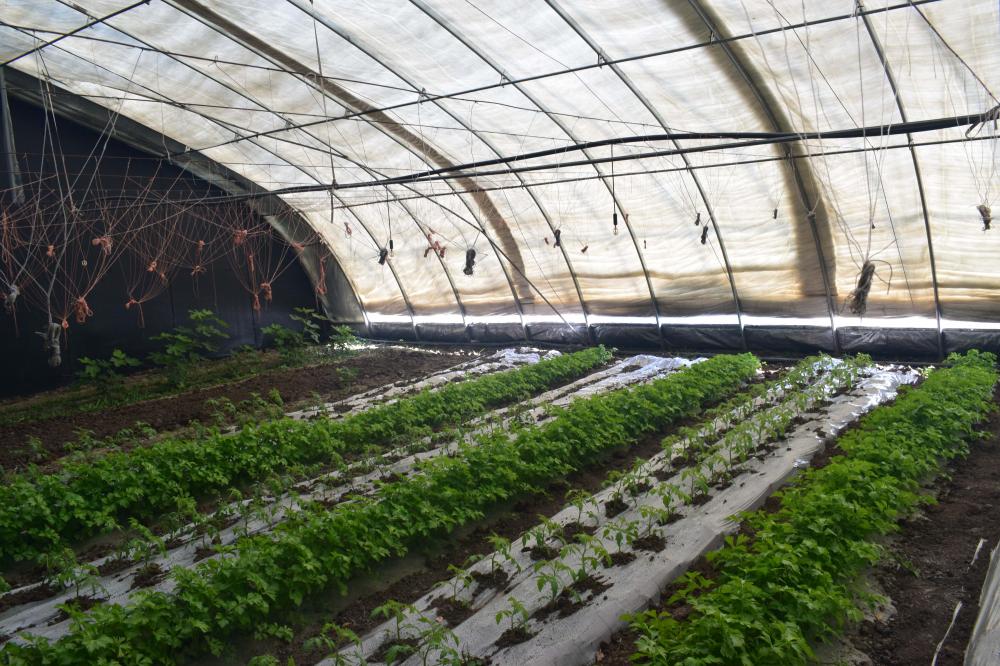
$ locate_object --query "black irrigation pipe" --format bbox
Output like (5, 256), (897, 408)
(321, 132), (1000, 211)
(58, 120), (997, 213)
(66, 109), (992, 211)
(333, 110), (993, 186)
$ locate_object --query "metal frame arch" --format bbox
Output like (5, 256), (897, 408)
(3, 64), (372, 333)
(169, 0), (571, 341)
(287, 0), (590, 340)
(685, 0), (841, 352)
(8, 20), (419, 339)
(159, 0), (473, 338)
(407, 0), (660, 341)
(857, 0), (944, 358)
(40, 2), (424, 338)
(544, 0), (747, 350)
(405, 0), (591, 340)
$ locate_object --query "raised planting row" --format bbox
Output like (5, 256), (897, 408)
(0, 355), (696, 633)
(0, 353), (759, 664)
(628, 350), (998, 666)
(287, 348), (560, 421)
(321, 355), (878, 665)
(0, 346), (613, 566)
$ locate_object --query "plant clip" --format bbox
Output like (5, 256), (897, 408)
(378, 248), (389, 265)
(772, 208), (778, 219)
(463, 248), (477, 276)
(613, 212), (619, 235)
(553, 229), (562, 247)
(978, 203), (992, 231)
(700, 226), (709, 245)
(695, 212), (701, 226)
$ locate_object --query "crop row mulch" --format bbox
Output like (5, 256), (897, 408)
(0, 348), (464, 469)
(844, 381), (1000, 665)
(220, 364), (785, 666)
(597, 379), (1000, 666)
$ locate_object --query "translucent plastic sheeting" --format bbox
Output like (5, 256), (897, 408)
(2, 0), (999, 338)
(965, 538), (1000, 666)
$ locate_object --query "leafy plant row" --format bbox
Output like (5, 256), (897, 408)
(0, 347), (613, 565)
(629, 350), (998, 665)
(0, 354), (759, 665)
(331, 356), (856, 664)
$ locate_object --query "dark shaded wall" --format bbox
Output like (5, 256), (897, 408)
(0, 97), (319, 397)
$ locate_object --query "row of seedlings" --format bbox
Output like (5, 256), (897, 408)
(0, 354), (759, 664)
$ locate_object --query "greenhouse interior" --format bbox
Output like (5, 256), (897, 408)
(1, 1), (999, 664)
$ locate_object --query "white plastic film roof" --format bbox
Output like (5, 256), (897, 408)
(2, 0), (999, 337)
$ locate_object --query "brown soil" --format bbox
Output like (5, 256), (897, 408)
(429, 596), (476, 626)
(47, 595), (103, 624)
(0, 582), (56, 615)
(532, 575), (611, 622)
(603, 496), (628, 518)
(608, 551), (636, 567)
(848, 384), (1000, 665)
(470, 568), (510, 591)
(632, 534), (667, 553)
(495, 626), (535, 648)
(371, 636), (420, 664)
(0, 348), (464, 470)
(129, 562), (165, 590)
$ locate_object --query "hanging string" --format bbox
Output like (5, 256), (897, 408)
(609, 147), (617, 226)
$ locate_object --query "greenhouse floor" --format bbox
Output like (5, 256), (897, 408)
(845, 382), (1000, 666)
(597, 381), (1000, 666)
(0, 346), (461, 468)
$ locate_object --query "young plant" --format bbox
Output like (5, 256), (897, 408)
(372, 599), (416, 644)
(413, 614), (462, 666)
(486, 533), (522, 575)
(533, 558), (570, 604)
(435, 564), (474, 603)
(574, 533), (611, 577)
(125, 518), (167, 571)
(494, 596), (530, 633)
(303, 622), (364, 665)
(564, 488), (598, 525)
(150, 309), (229, 387)
(43, 547), (105, 600)
(602, 518), (640, 553)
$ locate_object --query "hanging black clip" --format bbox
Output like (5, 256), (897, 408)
(378, 248), (389, 265)
(695, 212), (701, 226)
(463, 248), (477, 275)
(553, 229), (562, 247)
(388, 238), (394, 256)
(772, 208), (778, 220)
(613, 212), (619, 235)
(700, 226), (709, 245)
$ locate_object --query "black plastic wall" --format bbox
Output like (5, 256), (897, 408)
(0, 98), (319, 397)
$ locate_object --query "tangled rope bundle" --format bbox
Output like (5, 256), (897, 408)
(73, 296), (93, 324)
(91, 236), (112, 255)
(315, 255), (328, 296)
(978, 204), (992, 231)
(847, 260), (877, 316)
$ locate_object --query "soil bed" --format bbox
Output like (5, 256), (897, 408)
(846, 384), (1000, 666)
(225, 367), (779, 666)
(0, 348), (464, 469)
